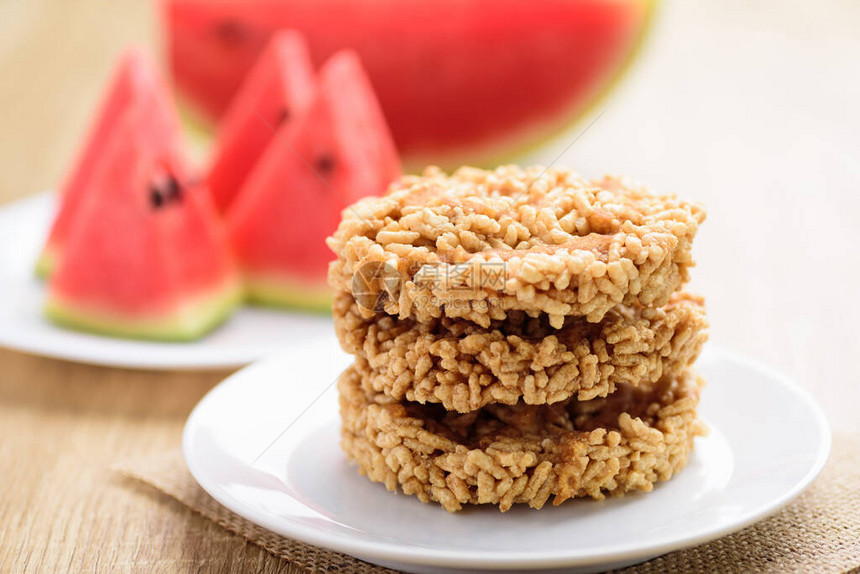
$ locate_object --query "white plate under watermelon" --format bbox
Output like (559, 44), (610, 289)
(0, 192), (333, 370)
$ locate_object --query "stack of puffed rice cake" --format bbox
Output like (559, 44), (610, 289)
(327, 165), (708, 512)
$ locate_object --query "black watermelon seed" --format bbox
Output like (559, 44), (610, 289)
(276, 108), (291, 125)
(214, 19), (249, 46)
(164, 175), (182, 201)
(315, 155), (335, 175)
(149, 187), (164, 209)
(149, 173), (185, 209)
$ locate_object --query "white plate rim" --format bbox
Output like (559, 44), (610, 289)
(182, 344), (832, 570)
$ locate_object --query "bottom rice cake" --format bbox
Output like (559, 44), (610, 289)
(339, 364), (707, 512)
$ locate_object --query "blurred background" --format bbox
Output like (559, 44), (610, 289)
(0, 0), (858, 432)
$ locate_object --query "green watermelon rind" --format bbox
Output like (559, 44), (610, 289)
(34, 246), (56, 280)
(176, 97), (216, 155)
(44, 280), (243, 342)
(243, 274), (333, 314)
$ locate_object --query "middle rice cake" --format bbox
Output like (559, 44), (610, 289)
(334, 290), (708, 412)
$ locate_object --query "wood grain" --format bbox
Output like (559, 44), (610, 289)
(0, 349), (300, 572)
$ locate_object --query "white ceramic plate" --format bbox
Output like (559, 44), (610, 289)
(0, 193), (333, 370)
(183, 339), (831, 574)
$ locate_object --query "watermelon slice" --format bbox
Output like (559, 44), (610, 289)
(163, 0), (653, 166)
(207, 31), (315, 213)
(226, 51), (400, 310)
(37, 48), (183, 278)
(45, 92), (241, 341)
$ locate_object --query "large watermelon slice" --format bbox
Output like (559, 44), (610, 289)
(206, 30), (315, 213)
(163, 0), (653, 166)
(37, 48), (183, 278)
(226, 51), (400, 310)
(45, 91), (241, 341)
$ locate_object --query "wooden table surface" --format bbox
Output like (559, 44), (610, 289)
(1, 1), (858, 572)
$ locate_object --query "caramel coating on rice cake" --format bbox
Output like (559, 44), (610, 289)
(335, 290), (708, 412)
(339, 365), (706, 512)
(327, 165), (706, 327)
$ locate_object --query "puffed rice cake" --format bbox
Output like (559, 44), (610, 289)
(339, 364), (707, 513)
(335, 290), (708, 412)
(327, 165), (706, 327)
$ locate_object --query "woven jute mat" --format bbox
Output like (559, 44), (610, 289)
(118, 434), (860, 574)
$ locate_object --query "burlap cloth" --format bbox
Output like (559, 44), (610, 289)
(118, 434), (860, 573)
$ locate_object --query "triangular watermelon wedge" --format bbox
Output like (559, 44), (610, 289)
(36, 48), (183, 278)
(226, 51), (400, 310)
(207, 31), (315, 214)
(45, 102), (241, 341)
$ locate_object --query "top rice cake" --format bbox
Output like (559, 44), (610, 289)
(327, 165), (705, 328)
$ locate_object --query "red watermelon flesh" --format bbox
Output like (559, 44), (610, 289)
(207, 30), (315, 213)
(226, 51), (400, 309)
(164, 0), (651, 166)
(45, 105), (241, 341)
(37, 48), (183, 278)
